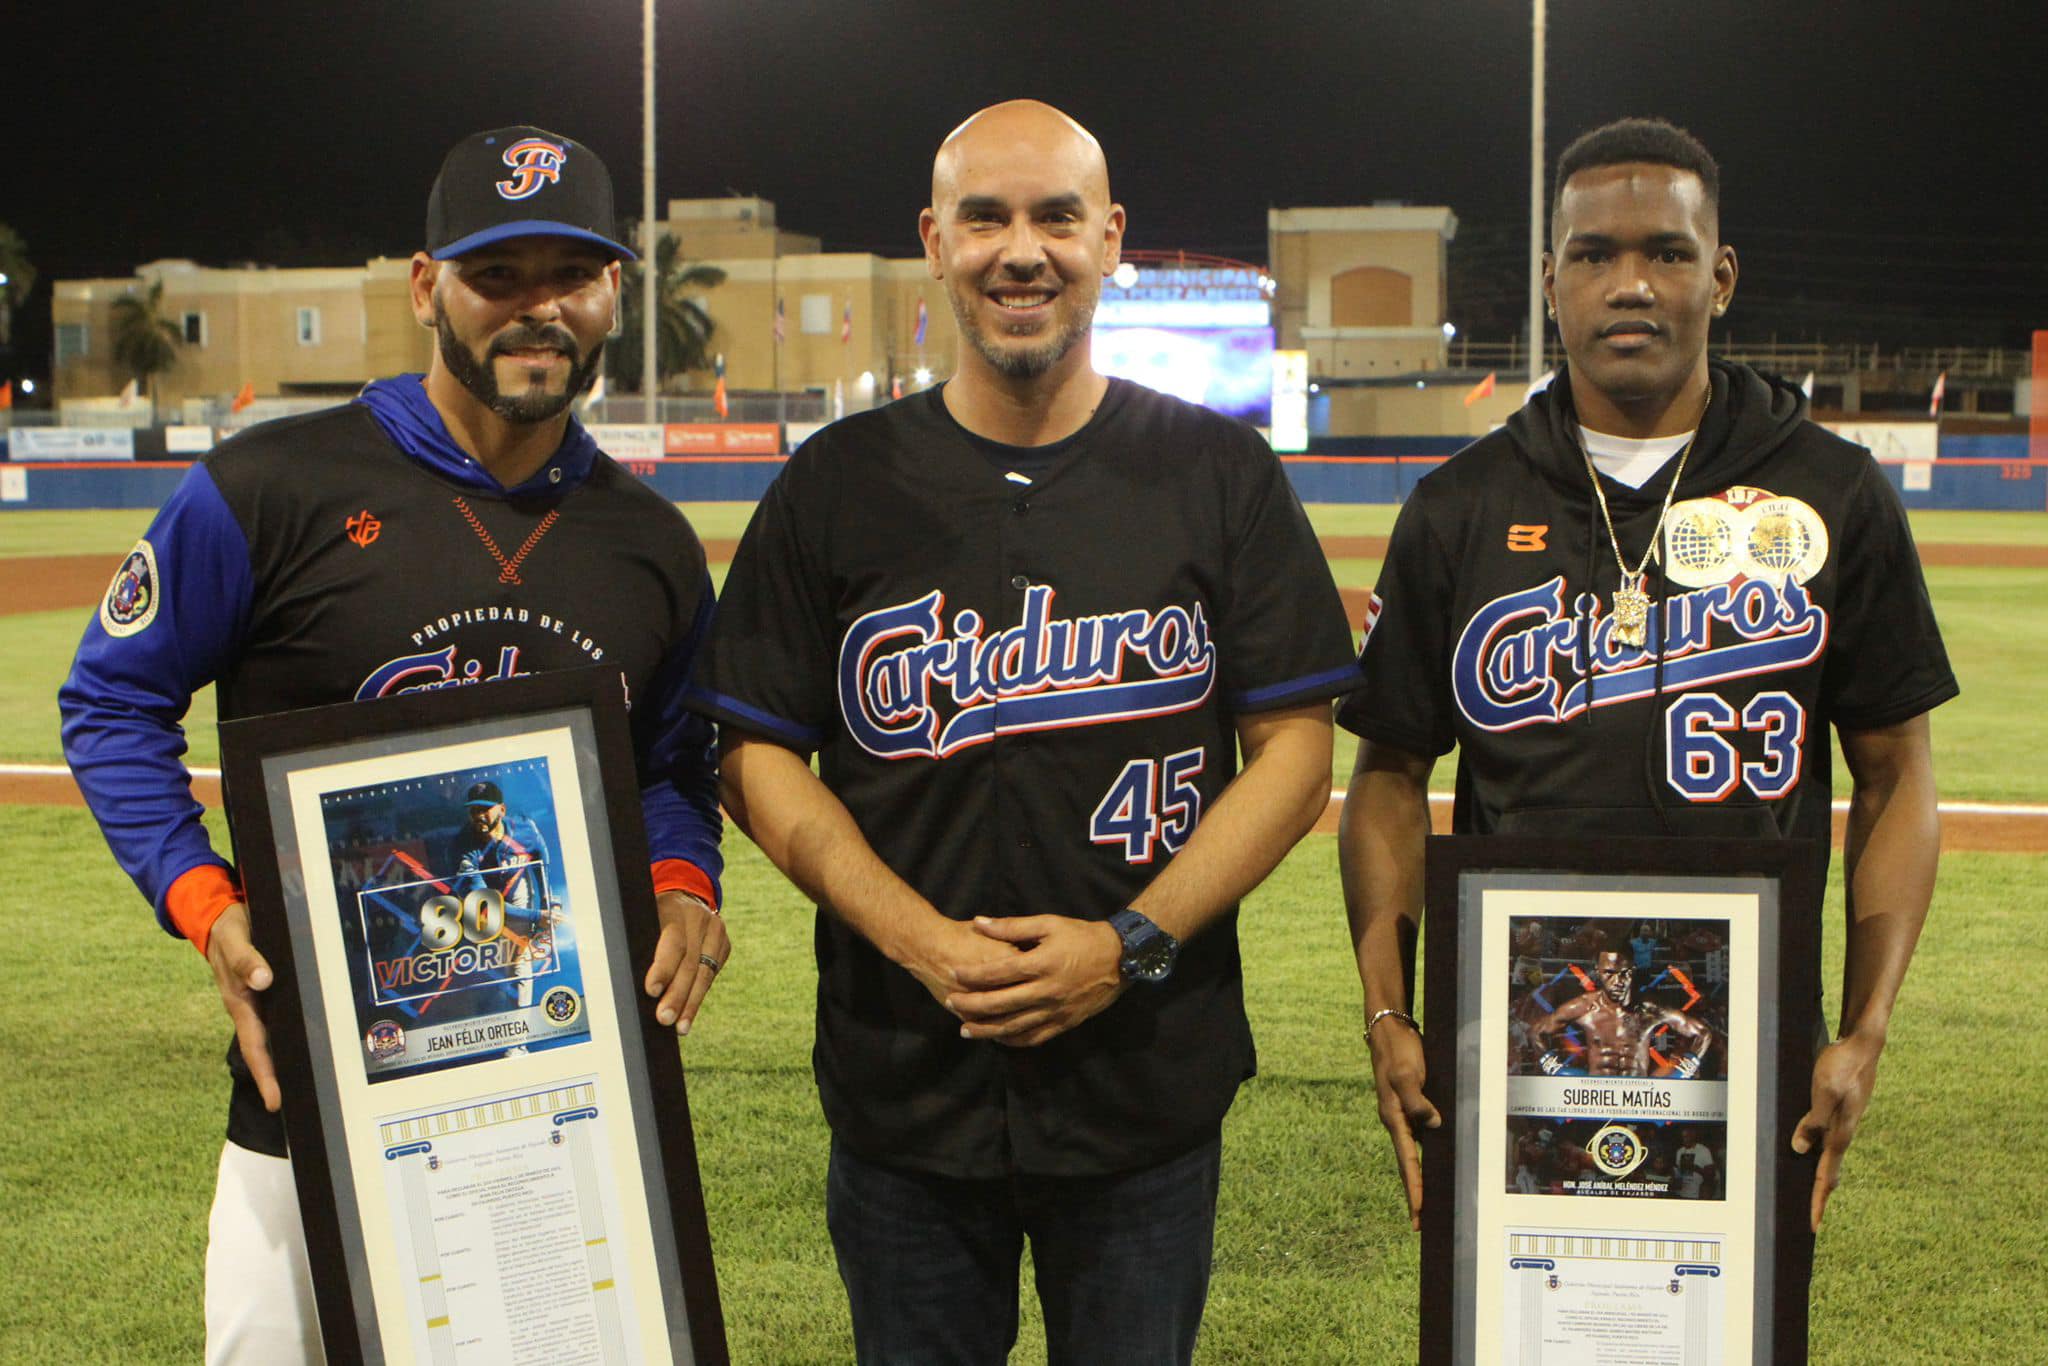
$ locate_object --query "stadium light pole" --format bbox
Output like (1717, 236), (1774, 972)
(642, 0), (659, 423)
(1528, 0), (1546, 384)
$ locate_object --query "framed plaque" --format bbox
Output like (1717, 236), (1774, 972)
(221, 667), (726, 1364)
(1420, 836), (1820, 1365)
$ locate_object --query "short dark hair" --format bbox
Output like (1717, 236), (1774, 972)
(1552, 117), (1720, 221)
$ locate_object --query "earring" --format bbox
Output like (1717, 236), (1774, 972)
(1545, 303), (1556, 320)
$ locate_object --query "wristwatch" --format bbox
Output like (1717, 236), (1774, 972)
(1108, 908), (1180, 984)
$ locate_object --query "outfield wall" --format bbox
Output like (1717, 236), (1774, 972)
(4, 435), (2042, 512)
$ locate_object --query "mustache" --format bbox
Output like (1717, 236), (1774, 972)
(487, 324), (581, 360)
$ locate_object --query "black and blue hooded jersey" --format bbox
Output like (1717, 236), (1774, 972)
(60, 374), (723, 1154)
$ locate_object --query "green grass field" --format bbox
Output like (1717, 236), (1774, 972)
(3, 503), (2045, 1361)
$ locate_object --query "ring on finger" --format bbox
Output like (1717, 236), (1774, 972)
(698, 953), (723, 973)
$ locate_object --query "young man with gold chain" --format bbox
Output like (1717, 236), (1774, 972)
(1336, 117), (1955, 1238)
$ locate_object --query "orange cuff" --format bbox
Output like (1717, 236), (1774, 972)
(167, 864), (243, 958)
(651, 858), (719, 911)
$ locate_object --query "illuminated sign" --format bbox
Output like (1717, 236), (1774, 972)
(1098, 266), (1273, 328)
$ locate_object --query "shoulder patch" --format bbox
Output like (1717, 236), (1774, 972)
(100, 540), (162, 638)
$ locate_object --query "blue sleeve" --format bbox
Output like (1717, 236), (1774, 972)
(58, 464), (254, 936)
(636, 570), (724, 902)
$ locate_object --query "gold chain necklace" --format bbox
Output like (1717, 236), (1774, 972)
(1580, 382), (1710, 649)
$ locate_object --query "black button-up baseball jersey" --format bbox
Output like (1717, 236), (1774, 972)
(693, 381), (1360, 1177)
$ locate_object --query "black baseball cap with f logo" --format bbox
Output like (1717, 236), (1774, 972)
(426, 125), (638, 262)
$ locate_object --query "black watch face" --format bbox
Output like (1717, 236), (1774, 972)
(1122, 929), (1177, 983)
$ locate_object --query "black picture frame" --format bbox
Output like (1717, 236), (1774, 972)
(221, 667), (727, 1364)
(1419, 835), (1820, 1365)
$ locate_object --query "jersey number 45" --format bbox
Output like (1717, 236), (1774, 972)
(1090, 747), (1206, 865)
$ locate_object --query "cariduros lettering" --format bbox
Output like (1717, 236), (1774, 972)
(1453, 574), (1828, 732)
(839, 585), (1216, 760)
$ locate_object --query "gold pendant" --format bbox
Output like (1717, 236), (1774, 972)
(1611, 578), (1650, 648)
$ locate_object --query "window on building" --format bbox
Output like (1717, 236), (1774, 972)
(183, 312), (207, 346)
(297, 307), (321, 346)
(56, 323), (90, 364)
(800, 293), (833, 335)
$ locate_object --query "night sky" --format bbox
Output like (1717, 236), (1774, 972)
(10, 0), (2046, 378)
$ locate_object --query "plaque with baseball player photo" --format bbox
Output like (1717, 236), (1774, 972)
(327, 755), (592, 1081)
(1504, 913), (1731, 1201)
(1420, 837), (1819, 1366)
(222, 668), (726, 1364)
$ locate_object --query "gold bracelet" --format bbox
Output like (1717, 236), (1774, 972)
(1364, 1007), (1421, 1042)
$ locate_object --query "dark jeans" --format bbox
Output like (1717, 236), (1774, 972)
(825, 1134), (1223, 1365)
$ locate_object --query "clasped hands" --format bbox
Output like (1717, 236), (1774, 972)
(910, 913), (1128, 1049)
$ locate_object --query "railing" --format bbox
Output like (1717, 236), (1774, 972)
(1445, 339), (2028, 379)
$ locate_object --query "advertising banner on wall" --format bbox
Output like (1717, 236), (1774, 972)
(662, 424), (781, 456)
(584, 424), (666, 463)
(10, 428), (138, 460)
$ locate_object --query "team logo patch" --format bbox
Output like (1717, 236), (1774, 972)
(346, 509), (382, 548)
(496, 137), (566, 200)
(541, 985), (582, 1027)
(99, 540), (161, 637)
(1664, 488), (1828, 588)
(365, 1019), (406, 1061)
(1588, 1122), (1648, 1177)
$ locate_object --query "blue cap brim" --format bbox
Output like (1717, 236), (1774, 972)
(432, 220), (638, 262)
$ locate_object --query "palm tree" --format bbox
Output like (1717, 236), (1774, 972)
(606, 233), (725, 393)
(109, 278), (182, 421)
(0, 222), (34, 350)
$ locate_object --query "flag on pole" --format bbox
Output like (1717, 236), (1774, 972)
(231, 381), (256, 414)
(891, 374), (903, 401)
(713, 353), (729, 420)
(1928, 371), (1947, 418)
(0, 380), (12, 411)
(841, 301), (853, 345)
(773, 296), (786, 345)
(1462, 372), (1497, 407)
(1799, 371), (1815, 400)
(118, 378), (140, 408)
(914, 298), (929, 348)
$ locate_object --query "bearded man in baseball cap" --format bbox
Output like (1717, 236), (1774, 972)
(61, 126), (728, 1362)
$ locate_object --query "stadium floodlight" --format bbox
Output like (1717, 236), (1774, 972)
(913, 367), (933, 387)
(20, 378), (34, 394)
(1443, 322), (1457, 339)
(1112, 262), (1139, 289)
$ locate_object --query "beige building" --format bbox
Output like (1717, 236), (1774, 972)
(52, 198), (956, 415)
(53, 196), (1524, 435)
(658, 197), (956, 399)
(1268, 204), (1525, 435)
(53, 258), (428, 415)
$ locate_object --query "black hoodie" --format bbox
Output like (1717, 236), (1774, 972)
(1337, 359), (1957, 852)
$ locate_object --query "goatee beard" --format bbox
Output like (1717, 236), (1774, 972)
(437, 307), (604, 423)
(950, 285), (1093, 380)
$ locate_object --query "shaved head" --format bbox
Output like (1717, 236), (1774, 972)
(920, 99), (1124, 393)
(932, 100), (1112, 212)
